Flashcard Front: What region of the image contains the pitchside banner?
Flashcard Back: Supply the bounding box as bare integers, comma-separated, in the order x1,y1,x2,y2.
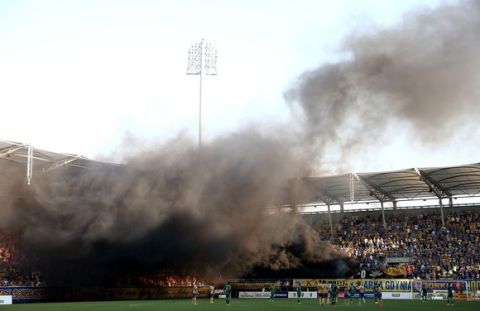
287,291,317,299
295,279,412,292
382,292,413,300
239,291,316,299
0,287,55,303
0,286,210,302
412,280,467,293
412,279,469,300
470,280,480,294
231,281,282,290
0,295,13,305
238,292,271,299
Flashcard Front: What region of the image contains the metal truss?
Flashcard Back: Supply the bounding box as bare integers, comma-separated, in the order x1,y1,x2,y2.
414,168,452,198
42,155,82,173
352,173,396,202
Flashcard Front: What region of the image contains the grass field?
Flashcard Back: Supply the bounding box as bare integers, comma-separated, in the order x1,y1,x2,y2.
0,299,479,311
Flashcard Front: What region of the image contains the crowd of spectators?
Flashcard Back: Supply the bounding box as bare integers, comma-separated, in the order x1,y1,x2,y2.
120,270,204,288
0,231,43,287
2,226,204,288
317,208,480,280
137,271,203,287
2,208,480,287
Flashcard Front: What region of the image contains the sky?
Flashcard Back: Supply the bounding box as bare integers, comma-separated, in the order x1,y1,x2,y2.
0,0,471,173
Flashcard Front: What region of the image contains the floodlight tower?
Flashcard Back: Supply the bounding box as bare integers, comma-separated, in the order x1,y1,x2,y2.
187,39,217,147
27,143,33,185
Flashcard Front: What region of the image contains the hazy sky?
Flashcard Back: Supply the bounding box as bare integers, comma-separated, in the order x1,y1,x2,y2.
1,0,470,172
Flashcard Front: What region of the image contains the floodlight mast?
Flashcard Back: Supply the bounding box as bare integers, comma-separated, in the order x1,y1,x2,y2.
187,39,217,147
27,143,33,185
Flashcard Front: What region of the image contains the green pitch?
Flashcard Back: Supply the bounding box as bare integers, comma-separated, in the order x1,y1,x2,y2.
0,299,479,311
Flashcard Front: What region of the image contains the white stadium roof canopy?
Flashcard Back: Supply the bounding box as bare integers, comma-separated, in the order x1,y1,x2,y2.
2,140,480,211
298,165,480,205
0,140,120,174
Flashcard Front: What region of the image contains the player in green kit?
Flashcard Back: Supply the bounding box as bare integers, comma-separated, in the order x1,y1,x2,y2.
447,283,454,306
224,282,232,305
421,284,428,302
348,283,356,305
295,282,302,304
269,284,276,302
330,281,338,307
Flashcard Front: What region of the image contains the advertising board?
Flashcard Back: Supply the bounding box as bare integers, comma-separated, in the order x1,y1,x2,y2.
0,295,12,305
287,291,317,299
382,292,413,300
238,292,270,299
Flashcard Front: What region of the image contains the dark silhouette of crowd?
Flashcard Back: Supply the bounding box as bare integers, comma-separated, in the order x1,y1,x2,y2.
121,270,204,287
316,208,480,280
0,231,43,287
1,208,479,287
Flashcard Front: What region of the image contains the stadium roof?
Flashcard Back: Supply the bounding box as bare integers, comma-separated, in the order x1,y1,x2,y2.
0,140,119,173
2,140,480,206
296,164,480,206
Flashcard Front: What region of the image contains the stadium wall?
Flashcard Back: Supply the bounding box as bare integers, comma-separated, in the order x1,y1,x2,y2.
1,280,479,302
1,283,363,303
295,278,412,292
0,286,210,303
233,279,478,301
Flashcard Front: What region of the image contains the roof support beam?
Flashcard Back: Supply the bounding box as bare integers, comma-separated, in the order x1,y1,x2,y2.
414,168,452,198
299,178,342,206
312,191,339,206
42,156,80,173
327,204,334,238
352,173,396,202
0,144,24,158
381,201,387,228
319,189,343,205
439,198,445,226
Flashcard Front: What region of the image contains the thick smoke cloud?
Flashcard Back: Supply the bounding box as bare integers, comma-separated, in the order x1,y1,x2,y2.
2,0,478,286
2,132,337,285
286,0,480,163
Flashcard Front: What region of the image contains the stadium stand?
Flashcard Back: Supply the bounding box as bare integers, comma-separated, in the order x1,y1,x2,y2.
1,139,480,294
313,208,480,280
0,140,119,288
0,231,43,287
138,273,203,287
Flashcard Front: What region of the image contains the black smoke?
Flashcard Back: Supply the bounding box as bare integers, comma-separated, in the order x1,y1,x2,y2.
286,0,480,167
2,0,478,286
2,132,339,286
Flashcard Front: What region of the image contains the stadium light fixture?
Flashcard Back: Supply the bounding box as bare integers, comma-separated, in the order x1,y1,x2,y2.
187,39,217,147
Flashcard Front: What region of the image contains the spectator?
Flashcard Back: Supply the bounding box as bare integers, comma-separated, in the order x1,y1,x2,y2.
315,209,480,280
